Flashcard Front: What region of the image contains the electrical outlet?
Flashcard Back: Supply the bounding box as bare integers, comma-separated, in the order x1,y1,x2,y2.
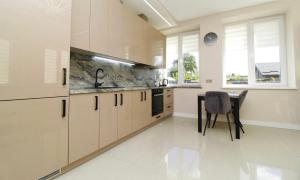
206,79,213,83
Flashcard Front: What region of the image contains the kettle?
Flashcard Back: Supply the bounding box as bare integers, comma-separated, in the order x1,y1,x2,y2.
160,79,168,87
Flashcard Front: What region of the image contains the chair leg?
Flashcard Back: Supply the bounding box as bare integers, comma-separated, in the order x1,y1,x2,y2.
203,112,211,136
212,113,218,128
239,122,245,134
226,113,233,141
207,113,211,128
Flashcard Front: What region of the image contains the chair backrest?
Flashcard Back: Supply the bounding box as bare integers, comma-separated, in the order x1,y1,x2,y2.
205,91,232,114
239,90,248,108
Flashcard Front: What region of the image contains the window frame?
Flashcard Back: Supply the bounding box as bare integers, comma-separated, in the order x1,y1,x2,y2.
222,15,288,89
166,30,201,85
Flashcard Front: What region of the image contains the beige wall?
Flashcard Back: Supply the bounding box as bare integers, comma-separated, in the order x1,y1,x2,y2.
168,0,300,128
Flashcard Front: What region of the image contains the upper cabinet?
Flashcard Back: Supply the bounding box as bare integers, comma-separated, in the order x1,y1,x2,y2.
0,0,71,100
70,0,165,67
71,0,90,51
90,0,109,55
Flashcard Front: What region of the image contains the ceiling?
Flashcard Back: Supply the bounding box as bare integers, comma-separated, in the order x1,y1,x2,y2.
122,0,276,30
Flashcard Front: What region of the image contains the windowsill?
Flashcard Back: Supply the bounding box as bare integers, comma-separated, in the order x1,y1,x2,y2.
169,84,202,89
222,86,298,90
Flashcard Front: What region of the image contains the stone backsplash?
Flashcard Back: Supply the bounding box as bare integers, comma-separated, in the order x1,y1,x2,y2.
70,52,163,90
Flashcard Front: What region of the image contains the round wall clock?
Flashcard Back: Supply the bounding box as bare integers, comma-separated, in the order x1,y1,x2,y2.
204,32,218,45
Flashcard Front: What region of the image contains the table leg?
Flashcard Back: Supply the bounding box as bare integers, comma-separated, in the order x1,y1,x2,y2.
198,97,202,133
233,99,240,139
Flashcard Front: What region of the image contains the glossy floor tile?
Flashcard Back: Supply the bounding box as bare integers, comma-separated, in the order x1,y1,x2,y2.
56,117,300,180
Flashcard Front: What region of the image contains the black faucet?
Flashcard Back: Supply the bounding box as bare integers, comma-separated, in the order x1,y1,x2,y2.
95,68,104,88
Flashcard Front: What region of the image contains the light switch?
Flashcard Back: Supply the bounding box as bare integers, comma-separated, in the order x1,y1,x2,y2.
206,79,213,83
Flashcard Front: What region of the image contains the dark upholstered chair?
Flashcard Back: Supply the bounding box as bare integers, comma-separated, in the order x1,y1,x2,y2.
212,90,248,133
203,91,233,141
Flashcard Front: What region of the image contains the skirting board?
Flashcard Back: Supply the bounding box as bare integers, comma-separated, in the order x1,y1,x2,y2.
173,112,300,131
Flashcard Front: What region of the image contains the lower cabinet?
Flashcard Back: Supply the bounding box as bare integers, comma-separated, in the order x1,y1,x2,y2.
132,90,151,131
0,97,68,180
117,92,133,139
99,93,118,148
69,94,100,163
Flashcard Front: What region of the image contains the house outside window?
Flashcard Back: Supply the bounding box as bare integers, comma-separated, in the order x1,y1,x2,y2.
166,31,200,85
223,15,288,88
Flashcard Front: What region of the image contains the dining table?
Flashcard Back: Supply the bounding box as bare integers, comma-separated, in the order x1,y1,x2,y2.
197,92,243,139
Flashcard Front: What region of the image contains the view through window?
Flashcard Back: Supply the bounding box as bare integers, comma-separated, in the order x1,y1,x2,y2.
224,15,287,87
166,32,200,85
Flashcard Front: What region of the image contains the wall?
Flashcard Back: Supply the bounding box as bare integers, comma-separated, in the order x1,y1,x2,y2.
165,0,300,129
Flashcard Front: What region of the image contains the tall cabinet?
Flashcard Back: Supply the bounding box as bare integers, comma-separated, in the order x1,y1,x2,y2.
0,0,71,100
0,0,71,179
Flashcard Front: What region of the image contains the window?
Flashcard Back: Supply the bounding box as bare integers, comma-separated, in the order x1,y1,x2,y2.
166,31,200,85
224,15,287,88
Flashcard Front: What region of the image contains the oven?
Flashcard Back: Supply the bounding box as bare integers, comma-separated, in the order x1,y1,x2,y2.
152,88,164,116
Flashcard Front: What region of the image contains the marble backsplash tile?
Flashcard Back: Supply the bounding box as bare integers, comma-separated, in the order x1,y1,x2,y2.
70,52,162,90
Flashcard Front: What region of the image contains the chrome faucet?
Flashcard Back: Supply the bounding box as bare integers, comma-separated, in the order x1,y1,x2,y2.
95,68,104,88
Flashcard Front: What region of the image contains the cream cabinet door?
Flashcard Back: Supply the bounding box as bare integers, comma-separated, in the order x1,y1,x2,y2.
143,90,152,126
123,7,137,61
71,0,90,50
0,0,71,100
131,91,145,131
90,0,109,55
108,0,125,59
150,31,166,68
99,93,118,148
69,94,100,163
118,92,132,139
0,97,68,180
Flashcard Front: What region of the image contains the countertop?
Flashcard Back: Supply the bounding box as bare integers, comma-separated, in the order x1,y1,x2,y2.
70,85,202,95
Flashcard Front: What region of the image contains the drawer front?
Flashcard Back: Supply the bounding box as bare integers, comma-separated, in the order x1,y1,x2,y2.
164,93,173,104
164,103,173,114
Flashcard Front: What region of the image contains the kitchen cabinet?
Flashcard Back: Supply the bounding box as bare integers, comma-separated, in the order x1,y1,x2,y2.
132,90,152,131
99,93,119,148
108,0,125,59
123,7,137,61
90,0,109,54
0,97,68,180
150,31,166,68
69,94,100,163
117,92,133,139
0,0,71,101
164,89,174,116
99,92,133,147
71,0,90,51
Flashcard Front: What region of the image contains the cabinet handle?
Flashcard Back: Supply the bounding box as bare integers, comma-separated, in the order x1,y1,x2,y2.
156,115,161,119
120,93,123,106
144,91,146,101
95,96,98,110
62,68,67,86
115,94,118,106
62,100,66,118
167,95,171,98
141,92,143,102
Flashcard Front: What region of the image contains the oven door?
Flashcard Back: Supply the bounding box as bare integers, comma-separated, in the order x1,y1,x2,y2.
152,94,164,116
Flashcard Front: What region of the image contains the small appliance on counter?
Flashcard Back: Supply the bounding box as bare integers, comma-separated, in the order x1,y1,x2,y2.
159,79,168,87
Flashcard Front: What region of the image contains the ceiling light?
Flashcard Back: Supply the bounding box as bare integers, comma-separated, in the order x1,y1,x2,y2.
143,0,173,27
92,56,135,66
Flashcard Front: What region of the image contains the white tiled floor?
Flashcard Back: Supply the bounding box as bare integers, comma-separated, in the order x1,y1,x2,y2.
56,117,300,180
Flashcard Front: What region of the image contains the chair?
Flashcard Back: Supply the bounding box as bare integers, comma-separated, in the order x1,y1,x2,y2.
212,90,248,133
203,91,233,141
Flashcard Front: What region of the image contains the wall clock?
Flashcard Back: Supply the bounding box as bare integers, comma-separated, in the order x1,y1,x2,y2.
204,32,218,45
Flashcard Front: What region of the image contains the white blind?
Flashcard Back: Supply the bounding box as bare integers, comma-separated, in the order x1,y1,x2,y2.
224,23,248,76
253,19,281,63
182,34,199,54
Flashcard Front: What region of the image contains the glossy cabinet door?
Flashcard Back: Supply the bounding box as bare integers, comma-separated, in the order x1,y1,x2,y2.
108,0,125,59
0,0,71,101
123,7,137,61
0,97,68,180
90,0,109,55
132,90,152,131
117,92,133,139
69,94,100,163
71,0,90,50
150,31,166,68
99,93,118,148
143,90,152,126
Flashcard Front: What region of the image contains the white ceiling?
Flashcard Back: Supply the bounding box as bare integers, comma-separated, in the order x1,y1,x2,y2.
122,0,276,29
